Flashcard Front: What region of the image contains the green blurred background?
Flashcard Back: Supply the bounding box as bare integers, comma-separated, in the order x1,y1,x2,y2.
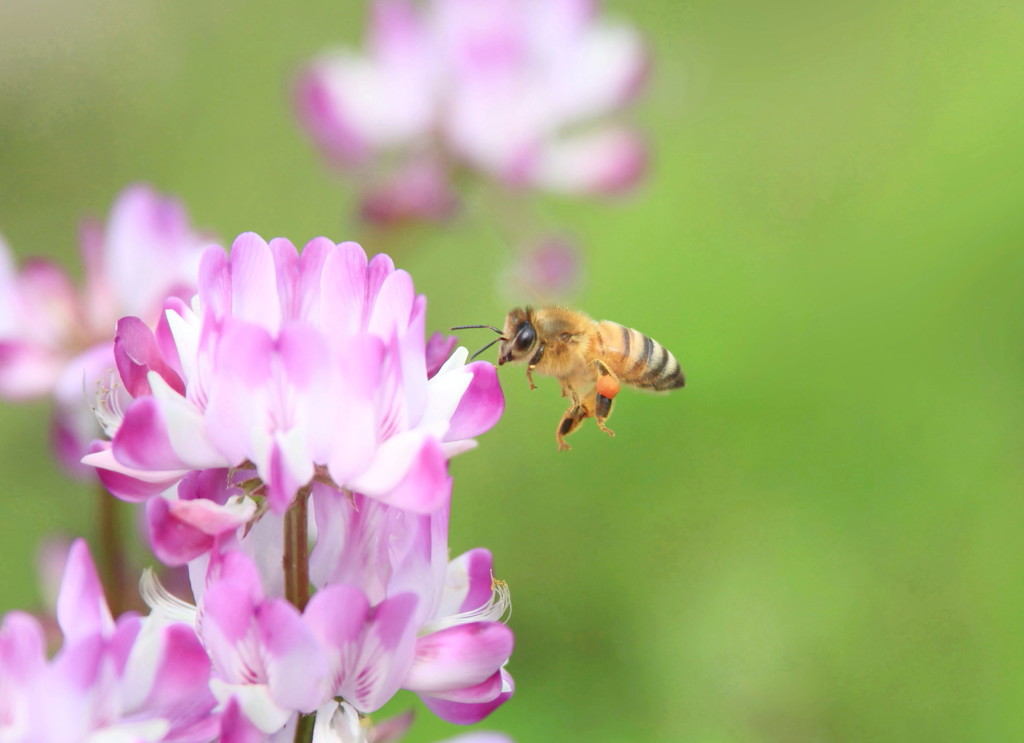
2,1,1022,741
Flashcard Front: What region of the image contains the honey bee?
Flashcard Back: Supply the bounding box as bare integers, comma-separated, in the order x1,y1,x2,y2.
455,307,685,450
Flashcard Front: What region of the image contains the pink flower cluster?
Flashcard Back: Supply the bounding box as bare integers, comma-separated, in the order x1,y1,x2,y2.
0,185,209,476
186,490,514,739
296,0,648,222
0,540,218,742
84,233,502,516
1,527,513,742
8,231,514,740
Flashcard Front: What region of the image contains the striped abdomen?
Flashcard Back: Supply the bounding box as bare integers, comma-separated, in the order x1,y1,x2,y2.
597,321,685,391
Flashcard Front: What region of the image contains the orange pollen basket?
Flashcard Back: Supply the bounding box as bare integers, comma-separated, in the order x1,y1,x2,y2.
596,375,620,399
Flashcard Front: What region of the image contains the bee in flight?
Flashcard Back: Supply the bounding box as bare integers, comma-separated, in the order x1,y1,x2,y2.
455,307,685,450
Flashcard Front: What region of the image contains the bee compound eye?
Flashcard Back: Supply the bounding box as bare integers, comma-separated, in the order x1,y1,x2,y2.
514,323,536,352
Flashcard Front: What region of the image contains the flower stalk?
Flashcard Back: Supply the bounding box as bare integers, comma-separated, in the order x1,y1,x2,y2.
287,487,314,742
96,482,127,615
284,485,311,612
294,712,315,743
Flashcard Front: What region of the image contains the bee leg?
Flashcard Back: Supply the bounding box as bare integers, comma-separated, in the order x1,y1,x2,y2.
526,344,546,390
555,404,589,451
595,393,616,438
558,381,581,404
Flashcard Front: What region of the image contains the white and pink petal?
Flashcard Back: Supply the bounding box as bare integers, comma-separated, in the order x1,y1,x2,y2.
439,358,504,442
349,430,451,513
419,668,515,725
56,539,115,643
404,622,514,693
257,600,332,712
530,126,646,195
435,548,496,619
334,591,420,713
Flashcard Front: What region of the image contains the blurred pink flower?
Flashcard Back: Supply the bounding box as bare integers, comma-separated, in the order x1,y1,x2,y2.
0,539,218,742
501,235,584,304
83,234,504,515
359,156,460,224
0,185,209,475
296,0,647,222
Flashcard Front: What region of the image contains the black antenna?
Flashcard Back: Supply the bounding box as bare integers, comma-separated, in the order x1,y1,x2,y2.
469,337,504,360
451,324,506,360
451,324,503,334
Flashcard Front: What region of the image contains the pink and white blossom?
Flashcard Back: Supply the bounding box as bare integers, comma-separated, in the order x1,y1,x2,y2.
7,221,517,739
0,539,218,742
0,185,209,474
189,550,418,732
147,530,513,737
146,484,516,734
83,233,504,516
296,0,648,222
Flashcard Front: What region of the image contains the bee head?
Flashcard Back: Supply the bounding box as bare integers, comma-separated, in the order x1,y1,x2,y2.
451,307,539,365
497,307,538,365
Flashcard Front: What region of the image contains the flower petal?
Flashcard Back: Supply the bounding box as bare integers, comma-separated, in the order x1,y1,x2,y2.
302,583,370,652
336,592,419,713
319,241,370,337
350,432,451,513
171,494,256,536
531,126,646,195
419,669,515,725
294,1,434,166
311,701,369,743
124,622,217,739
359,158,459,225
114,316,184,398
321,334,383,484
257,600,331,712
0,611,46,682
443,359,504,442
147,496,214,566
416,668,503,703
218,696,270,743
210,680,293,735
148,493,255,566
101,184,206,321
404,622,513,693
547,16,647,121
435,734,514,743
148,371,227,468
228,233,282,332
84,443,187,502
0,341,65,399
56,539,114,643
111,395,192,472
435,548,495,618
425,332,458,379
367,269,415,339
